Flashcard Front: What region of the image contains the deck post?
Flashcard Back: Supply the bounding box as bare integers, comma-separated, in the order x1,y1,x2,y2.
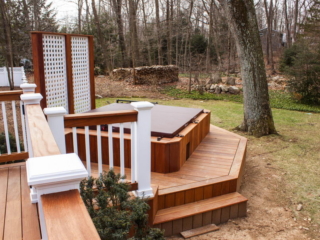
44,107,67,154
20,93,43,158
131,101,154,198
27,153,88,240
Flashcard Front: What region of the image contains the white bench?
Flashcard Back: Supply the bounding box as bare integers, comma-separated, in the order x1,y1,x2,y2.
0,66,25,87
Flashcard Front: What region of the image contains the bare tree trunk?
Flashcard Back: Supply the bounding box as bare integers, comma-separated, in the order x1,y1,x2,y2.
85,0,90,31
155,0,163,65
221,0,276,137
292,0,299,43
264,0,274,72
92,0,110,72
284,0,291,47
0,0,14,89
111,0,127,67
166,0,173,65
78,0,83,33
128,0,139,83
184,0,194,72
141,0,152,66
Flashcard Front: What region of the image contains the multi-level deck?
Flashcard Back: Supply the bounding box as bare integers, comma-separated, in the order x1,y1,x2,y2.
0,89,246,238
89,124,247,237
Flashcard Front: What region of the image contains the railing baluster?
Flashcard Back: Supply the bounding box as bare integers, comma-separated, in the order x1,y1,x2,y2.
119,123,125,178
12,101,21,153
85,126,91,176
108,124,114,169
72,127,78,154
20,101,27,152
97,125,102,175
130,122,136,183
1,102,11,154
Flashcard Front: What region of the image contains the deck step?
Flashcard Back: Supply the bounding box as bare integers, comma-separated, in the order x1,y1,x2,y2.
180,224,219,238
153,192,247,225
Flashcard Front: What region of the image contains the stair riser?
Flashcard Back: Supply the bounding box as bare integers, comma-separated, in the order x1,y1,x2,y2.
158,179,238,210
154,201,247,237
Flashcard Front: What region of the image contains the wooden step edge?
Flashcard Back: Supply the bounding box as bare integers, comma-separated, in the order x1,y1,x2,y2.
181,224,220,239
153,193,248,225
158,175,237,196
156,192,246,217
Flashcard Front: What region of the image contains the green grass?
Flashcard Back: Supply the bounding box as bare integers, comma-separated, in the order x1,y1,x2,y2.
96,97,320,237
163,87,320,113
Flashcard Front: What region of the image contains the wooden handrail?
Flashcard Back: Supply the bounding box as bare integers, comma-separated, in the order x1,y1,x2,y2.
64,110,138,127
0,90,23,101
26,104,60,157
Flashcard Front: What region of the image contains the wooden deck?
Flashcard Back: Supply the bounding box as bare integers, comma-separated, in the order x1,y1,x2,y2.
0,124,246,239
0,162,41,240
90,124,246,191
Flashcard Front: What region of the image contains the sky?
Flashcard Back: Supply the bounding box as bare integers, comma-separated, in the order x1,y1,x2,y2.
50,0,77,21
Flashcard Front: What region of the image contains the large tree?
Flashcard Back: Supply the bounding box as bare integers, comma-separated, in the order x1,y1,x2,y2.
220,0,276,137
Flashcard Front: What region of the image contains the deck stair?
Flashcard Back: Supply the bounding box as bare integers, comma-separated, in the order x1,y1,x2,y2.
150,125,248,237
153,192,247,236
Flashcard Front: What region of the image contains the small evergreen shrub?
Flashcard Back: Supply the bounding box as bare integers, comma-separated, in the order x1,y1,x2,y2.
280,41,320,105
80,170,165,240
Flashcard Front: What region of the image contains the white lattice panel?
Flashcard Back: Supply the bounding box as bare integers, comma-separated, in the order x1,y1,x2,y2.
71,36,91,113
42,34,69,112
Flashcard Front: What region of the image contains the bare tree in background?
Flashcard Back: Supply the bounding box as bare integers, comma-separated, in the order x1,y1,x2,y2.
220,0,276,137
0,0,14,89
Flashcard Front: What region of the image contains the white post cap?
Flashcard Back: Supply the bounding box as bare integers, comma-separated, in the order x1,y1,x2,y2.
20,93,43,105
44,107,67,116
131,101,154,110
20,83,37,93
27,153,87,186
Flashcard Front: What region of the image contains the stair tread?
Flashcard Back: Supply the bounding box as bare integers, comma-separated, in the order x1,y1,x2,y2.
153,192,247,225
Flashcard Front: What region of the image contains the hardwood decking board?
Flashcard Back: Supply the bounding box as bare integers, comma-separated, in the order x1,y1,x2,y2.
0,168,8,240
185,160,232,169
182,163,230,174
164,173,208,182
41,190,100,240
4,167,21,240
158,176,235,195
21,166,41,240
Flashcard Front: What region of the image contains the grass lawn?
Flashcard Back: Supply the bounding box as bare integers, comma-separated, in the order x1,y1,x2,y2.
97,97,320,237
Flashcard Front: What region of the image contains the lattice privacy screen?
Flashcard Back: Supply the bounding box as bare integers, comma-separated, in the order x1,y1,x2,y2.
33,32,94,113
42,34,69,112
71,36,91,113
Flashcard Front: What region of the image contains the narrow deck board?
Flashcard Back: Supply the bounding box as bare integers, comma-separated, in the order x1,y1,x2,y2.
0,164,41,240
4,167,22,240
42,190,100,240
0,168,8,239
21,166,41,240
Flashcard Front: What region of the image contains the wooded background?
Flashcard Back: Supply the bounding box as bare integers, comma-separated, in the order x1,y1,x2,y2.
0,0,319,76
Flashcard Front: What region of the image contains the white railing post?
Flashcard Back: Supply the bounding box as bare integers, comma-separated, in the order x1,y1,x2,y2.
20,82,37,94
26,153,88,240
131,102,154,198
44,107,67,154
20,93,43,158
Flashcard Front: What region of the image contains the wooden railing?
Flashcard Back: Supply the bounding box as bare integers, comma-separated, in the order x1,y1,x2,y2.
20,85,100,240
0,90,28,163
45,101,155,198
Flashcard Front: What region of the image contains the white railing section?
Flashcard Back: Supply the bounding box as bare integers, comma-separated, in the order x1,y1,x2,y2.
46,102,154,198
0,86,31,159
